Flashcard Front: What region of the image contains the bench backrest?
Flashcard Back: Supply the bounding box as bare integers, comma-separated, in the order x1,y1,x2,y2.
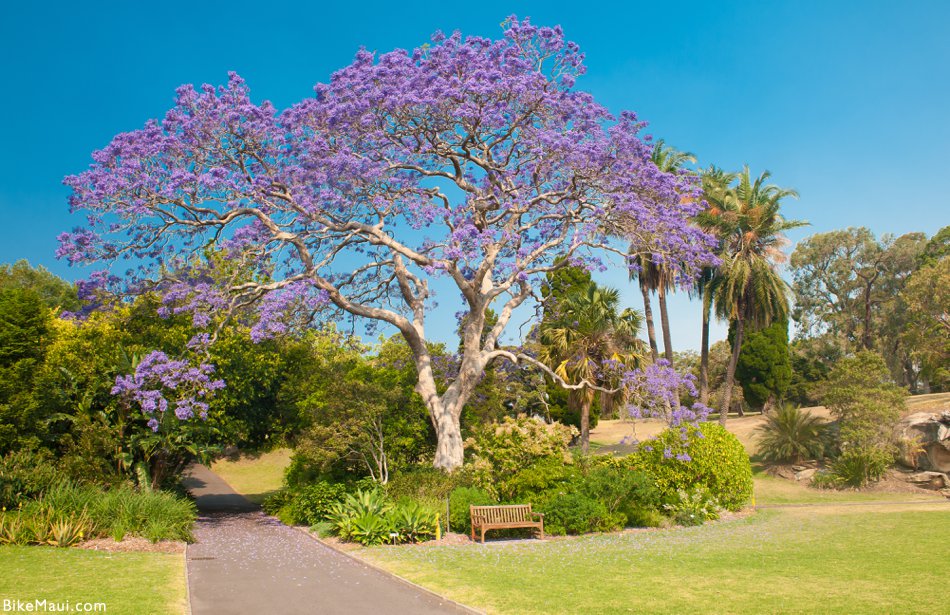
471,504,533,524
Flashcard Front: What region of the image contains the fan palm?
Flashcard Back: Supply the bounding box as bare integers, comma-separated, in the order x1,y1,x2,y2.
706,167,807,423
538,282,645,452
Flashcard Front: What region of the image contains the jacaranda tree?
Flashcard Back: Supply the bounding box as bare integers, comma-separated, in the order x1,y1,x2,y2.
59,18,715,470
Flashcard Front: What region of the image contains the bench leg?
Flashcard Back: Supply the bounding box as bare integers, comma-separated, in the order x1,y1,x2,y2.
539,526,544,540
471,525,475,542
481,527,486,544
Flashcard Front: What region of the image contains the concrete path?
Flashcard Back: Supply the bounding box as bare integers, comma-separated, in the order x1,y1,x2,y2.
182,464,471,615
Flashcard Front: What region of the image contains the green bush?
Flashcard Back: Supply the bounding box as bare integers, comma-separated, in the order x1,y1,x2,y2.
633,422,753,511
385,465,462,508
624,507,667,528
464,416,575,499
577,464,660,521
662,487,720,526
288,481,347,526
755,404,832,463
322,488,438,545
500,458,577,502
829,448,892,488
539,492,624,535
448,486,495,535
0,450,63,508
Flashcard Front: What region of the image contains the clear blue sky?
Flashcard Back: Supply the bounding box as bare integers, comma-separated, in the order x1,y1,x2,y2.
1,0,947,350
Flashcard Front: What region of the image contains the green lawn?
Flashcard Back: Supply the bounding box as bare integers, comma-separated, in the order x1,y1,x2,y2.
0,546,186,615
211,448,291,504
362,504,950,614
752,472,945,506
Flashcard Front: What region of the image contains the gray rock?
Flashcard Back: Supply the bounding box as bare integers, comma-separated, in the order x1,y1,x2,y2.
906,471,949,490
794,468,817,481
898,412,950,472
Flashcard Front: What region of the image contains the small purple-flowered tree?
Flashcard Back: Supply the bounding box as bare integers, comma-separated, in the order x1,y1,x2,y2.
60,18,715,470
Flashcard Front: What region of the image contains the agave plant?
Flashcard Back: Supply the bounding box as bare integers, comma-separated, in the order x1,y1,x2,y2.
388,502,437,544
349,513,394,546
48,513,90,548
755,404,831,464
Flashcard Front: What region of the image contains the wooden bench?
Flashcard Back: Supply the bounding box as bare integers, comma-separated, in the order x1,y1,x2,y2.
470,504,544,543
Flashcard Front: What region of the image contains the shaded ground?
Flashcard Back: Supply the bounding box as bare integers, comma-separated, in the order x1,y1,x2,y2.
182,464,471,615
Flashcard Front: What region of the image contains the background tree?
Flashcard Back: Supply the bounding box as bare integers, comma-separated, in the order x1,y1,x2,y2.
790,227,927,388
59,20,714,470
695,166,738,404
901,256,950,391
734,318,792,411
538,282,644,452
707,167,805,423
0,260,79,313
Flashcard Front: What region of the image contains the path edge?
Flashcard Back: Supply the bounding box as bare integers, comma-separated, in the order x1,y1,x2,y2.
293,526,485,615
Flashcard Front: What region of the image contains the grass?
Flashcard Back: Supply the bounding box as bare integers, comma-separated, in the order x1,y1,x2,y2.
362,505,950,614
211,448,291,504
0,546,186,614
752,472,944,506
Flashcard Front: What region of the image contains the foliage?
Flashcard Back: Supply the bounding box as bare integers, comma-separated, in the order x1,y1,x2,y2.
662,487,720,526
284,481,347,526
324,487,437,545
293,335,436,483
464,416,575,499
0,260,79,313
0,450,63,508
901,256,950,390
538,492,624,535
576,464,660,521
828,449,892,488
538,281,644,452
790,228,928,388
60,19,715,470
385,465,463,512
786,336,843,406
498,458,577,503
822,351,904,478
448,487,495,535
755,404,832,463
5,482,196,544
633,422,753,511
735,318,792,410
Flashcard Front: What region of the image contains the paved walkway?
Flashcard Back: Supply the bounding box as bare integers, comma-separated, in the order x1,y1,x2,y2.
182,464,471,615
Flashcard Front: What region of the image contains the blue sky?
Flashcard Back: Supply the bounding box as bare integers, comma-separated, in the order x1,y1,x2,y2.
1,1,947,350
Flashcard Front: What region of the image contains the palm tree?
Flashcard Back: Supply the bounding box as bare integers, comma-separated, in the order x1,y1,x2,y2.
629,140,696,364
538,282,645,452
707,167,807,424
694,166,738,404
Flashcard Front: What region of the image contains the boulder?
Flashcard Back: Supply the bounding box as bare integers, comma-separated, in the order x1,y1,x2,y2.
794,468,817,481
898,412,950,472
906,471,949,490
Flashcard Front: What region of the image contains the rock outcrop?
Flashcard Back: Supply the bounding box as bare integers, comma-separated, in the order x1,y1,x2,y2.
898,411,950,472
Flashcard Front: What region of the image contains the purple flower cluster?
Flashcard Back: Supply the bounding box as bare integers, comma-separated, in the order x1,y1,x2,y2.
111,350,225,431
623,360,712,430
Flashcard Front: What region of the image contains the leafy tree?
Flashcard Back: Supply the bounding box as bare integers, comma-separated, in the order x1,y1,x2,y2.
538,282,644,452
0,287,53,452
901,256,950,390
0,260,79,312
59,19,714,470
822,351,905,474
786,336,843,406
735,318,792,411
706,167,806,423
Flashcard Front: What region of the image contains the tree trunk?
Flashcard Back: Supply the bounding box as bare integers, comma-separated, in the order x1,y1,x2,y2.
720,317,744,425
579,393,592,454
658,285,674,364
862,283,873,350
432,408,464,471
699,300,711,405
640,278,659,362
640,279,659,363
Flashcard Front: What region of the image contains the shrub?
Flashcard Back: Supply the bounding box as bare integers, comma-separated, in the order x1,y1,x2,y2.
539,492,624,535
385,465,462,509
577,464,660,521
756,404,832,463
0,450,63,508
288,481,347,526
624,507,668,528
388,500,438,543
448,486,495,535
663,487,720,527
829,448,892,488
633,422,753,511
464,416,575,499
499,458,577,502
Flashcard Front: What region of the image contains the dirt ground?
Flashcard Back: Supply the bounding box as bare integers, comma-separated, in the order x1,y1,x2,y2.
590,392,950,453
